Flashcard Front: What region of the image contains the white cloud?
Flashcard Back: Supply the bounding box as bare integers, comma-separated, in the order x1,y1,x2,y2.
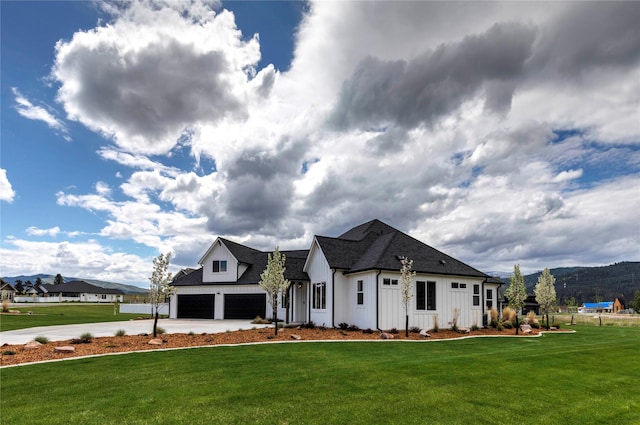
11,87,70,140
0,169,16,203
26,226,61,237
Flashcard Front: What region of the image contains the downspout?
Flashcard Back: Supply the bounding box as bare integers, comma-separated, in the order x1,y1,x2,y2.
331,269,336,328
481,280,486,327
376,270,382,331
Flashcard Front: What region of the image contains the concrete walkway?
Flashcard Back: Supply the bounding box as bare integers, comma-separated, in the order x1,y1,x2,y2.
0,319,271,345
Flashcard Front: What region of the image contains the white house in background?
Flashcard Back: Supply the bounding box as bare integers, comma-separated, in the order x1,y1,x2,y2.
14,280,124,303
170,219,502,329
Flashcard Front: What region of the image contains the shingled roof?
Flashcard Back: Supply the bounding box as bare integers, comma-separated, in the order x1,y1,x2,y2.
315,219,488,278
173,249,310,286
42,281,123,295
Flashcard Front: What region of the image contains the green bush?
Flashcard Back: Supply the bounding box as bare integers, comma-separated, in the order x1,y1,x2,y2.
347,324,360,332
409,326,421,333
389,328,399,334
338,322,349,330
502,320,513,329
2,350,16,355
471,324,480,331
156,327,166,335
80,332,93,340
34,336,49,344
115,329,126,337
251,316,271,324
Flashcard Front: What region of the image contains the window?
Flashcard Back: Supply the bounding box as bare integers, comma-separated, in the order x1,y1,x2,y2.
391,279,398,285
451,282,459,289
416,281,436,311
473,284,480,306
451,282,467,289
357,280,364,305
383,278,398,286
486,289,493,309
313,282,326,309
460,283,467,289
212,260,227,273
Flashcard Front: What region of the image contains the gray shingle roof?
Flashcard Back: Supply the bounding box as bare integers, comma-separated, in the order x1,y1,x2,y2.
42,281,124,295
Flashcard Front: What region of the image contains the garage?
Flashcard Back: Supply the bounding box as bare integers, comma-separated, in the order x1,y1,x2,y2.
177,294,215,319
224,293,266,319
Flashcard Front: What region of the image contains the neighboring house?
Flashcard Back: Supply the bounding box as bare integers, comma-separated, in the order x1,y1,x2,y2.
578,301,614,314
1,280,16,301
613,297,625,313
14,281,123,303
170,219,501,329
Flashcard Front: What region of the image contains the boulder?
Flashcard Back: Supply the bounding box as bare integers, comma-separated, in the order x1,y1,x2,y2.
148,338,163,345
419,329,431,338
24,341,43,350
520,324,532,334
290,334,302,340
54,346,75,353
380,332,394,340
458,327,471,334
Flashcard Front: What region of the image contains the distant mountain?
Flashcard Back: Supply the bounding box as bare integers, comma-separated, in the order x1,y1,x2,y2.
1,275,148,294
500,262,640,305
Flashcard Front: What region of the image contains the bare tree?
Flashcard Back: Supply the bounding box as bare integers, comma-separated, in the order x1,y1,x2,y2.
399,257,416,337
149,253,174,338
258,247,290,335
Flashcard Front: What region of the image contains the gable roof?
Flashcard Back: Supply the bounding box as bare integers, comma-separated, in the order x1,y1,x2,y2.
315,219,488,278
173,248,310,286
42,281,123,295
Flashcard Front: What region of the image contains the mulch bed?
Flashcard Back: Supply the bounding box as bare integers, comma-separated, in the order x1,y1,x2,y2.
1,326,564,367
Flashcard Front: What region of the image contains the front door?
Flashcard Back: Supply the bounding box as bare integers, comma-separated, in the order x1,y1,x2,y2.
293,283,307,323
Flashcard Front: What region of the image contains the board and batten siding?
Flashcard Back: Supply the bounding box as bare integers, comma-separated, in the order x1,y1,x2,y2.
201,241,239,283
377,274,485,330
304,242,333,327
334,272,378,329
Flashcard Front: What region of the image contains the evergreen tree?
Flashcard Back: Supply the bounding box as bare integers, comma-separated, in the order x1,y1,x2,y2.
54,274,64,285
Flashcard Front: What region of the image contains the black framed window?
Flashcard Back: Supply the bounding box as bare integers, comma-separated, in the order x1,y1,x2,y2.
357,280,364,305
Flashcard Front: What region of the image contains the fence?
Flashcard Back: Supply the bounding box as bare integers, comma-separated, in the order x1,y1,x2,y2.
119,303,169,315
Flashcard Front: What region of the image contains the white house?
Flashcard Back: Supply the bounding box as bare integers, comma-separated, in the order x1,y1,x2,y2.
14,280,124,303
170,219,502,329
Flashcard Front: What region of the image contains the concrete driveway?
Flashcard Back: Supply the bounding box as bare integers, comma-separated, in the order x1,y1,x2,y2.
0,319,271,345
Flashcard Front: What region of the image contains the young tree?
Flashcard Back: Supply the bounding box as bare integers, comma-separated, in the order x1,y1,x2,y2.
399,257,416,337
149,252,174,338
54,274,64,285
505,264,527,335
534,268,557,330
259,247,290,335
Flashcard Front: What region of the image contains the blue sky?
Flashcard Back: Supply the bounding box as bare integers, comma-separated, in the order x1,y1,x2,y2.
1,1,639,288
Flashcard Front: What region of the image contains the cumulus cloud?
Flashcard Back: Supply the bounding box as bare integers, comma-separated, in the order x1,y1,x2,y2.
12,87,70,140
26,226,61,237
0,169,16,203
52,0,265,154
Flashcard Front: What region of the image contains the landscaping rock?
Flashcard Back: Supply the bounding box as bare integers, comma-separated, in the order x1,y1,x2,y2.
380,332,394,339
458,327,471,334
148,338,163,345
290,334,302,340
54,346,75,353
419,329,431,338
520,324,532,334
24,341,43,350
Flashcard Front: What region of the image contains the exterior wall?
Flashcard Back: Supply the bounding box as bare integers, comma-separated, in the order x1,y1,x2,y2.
378,273,485,330
201,240,239,283
170,284,283,320
336,272,378,329
2,289,15,301
304,242,334,327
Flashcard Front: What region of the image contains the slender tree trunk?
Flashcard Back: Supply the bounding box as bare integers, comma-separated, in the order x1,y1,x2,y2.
546,312,550,330
405,315,409,337
274,305,278,335
515,314,519,335
153,310,159,338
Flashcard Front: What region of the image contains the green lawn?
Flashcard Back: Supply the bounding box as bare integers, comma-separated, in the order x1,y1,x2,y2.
0,304,146,331
1,326,638,424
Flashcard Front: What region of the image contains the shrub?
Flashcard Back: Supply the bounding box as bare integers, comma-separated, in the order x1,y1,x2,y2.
347,324,360,332
338,322,349,330
303,321,316,329
409,326,421,334
71,333,93,344
2,350,16,355
432,314,440,333
530,322,540,329
471,324,480,331
104,344,117,348
526,311,537,324
389,328,399,334
502,307,516,322
2,300,9,313
34,336,49,344
362,328,373,334
251,316,271,324
451,308,460,332
502,320,513,329
490,308,499,325
156,327,166,335
497,323,504,331
115,329,126,337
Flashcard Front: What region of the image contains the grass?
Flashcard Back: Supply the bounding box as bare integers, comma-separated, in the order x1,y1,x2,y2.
1,326,639,424
0,304,145,332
